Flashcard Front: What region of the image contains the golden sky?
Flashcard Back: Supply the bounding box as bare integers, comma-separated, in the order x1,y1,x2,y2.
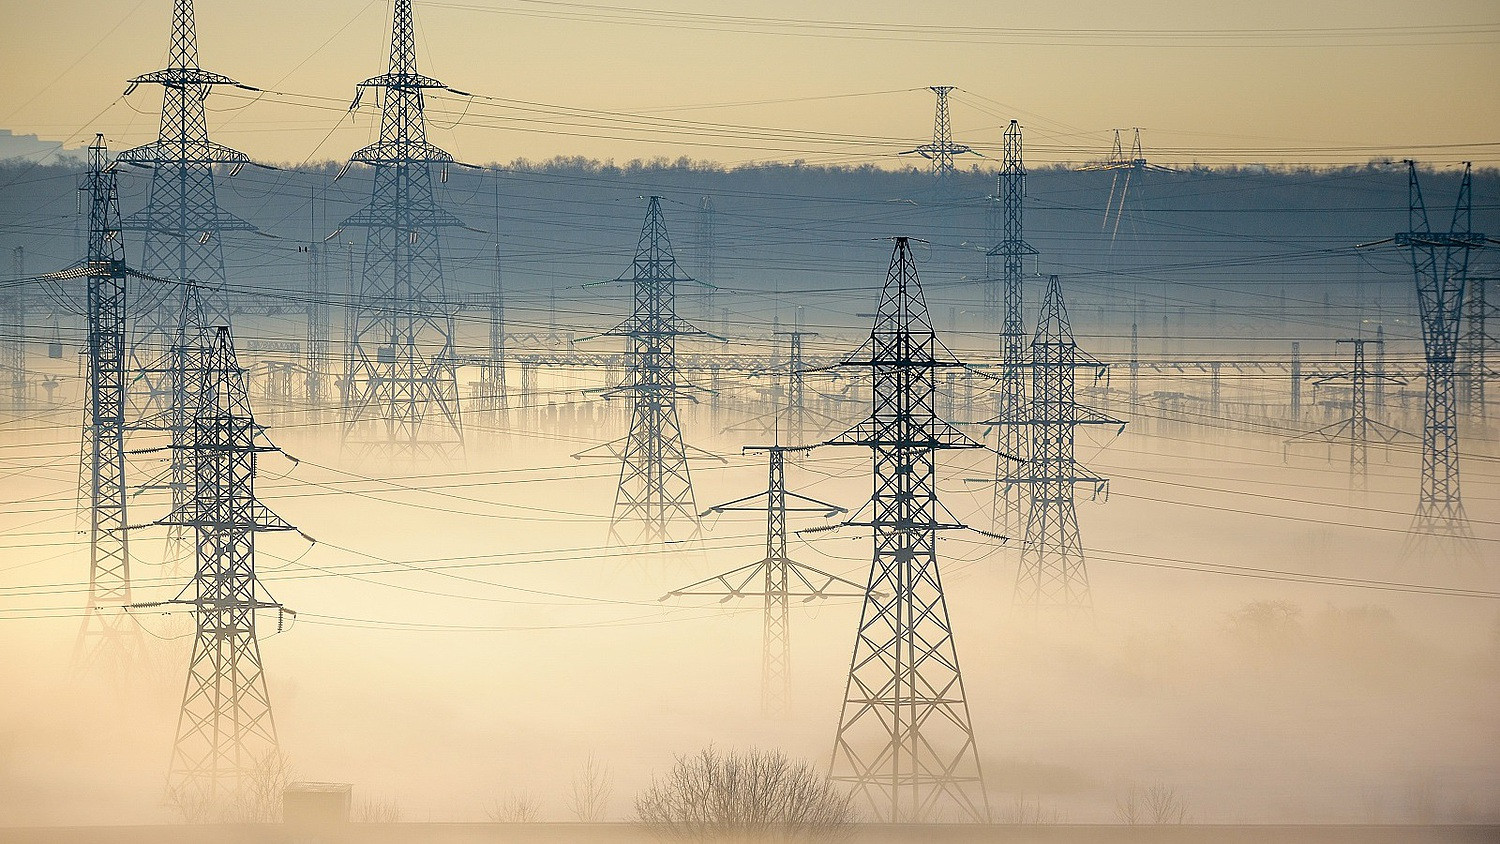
1,0,1497,168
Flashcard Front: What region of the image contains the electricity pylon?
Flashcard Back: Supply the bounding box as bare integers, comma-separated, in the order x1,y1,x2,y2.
1007,276,1123,613
1374,161,1493,551
1078,128,1173,244
4,247,25,411
696,196,717,321
824,238,989,823
44,137,148,670
1459,275,1495,425
664,445,859,716
901,86,974,178
597,197,705,545
304,190,330,422
339,0,465,462
117,0,256,563
1285,339,1411,493
151,326,296,811
989,120,1036,539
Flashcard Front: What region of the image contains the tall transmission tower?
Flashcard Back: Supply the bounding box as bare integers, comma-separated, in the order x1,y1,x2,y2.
1285,339,1410,493
824,238,989,822
152,326,296,810
696,196,717,321
1008,276,1123,613
598,197,705,545
988,120,1036,539
901,86,974,178
304,188,330,422
1377,162,1493,548
117,0,255,561
5,246,25,411
45,137,144,669
339,0,466,462
664,445,859,716
1459,275,1495,425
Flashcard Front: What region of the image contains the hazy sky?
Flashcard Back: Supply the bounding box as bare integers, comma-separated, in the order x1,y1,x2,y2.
1,1,1497,168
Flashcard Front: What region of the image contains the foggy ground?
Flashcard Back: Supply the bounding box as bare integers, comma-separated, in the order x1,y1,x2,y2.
2,382,1496,829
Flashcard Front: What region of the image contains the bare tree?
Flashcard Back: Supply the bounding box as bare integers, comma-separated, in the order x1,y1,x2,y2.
232,749,295,823
356,796,403,823
634,746,856,842
1116,782,1186,825
488,791,542,823
999,794,1059,824
567,753,613,822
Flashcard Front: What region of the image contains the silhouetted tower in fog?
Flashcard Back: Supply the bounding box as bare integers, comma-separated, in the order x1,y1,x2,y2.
340,0,465,461
1459,275,1495,425
1286,339,1409,493
825,238,988,822
902,87,974,178
665,445,858,716
1378,162,1491,549
155,327,295,809
602,197,704,545
989,120,1036,538
696,196,717,321
1007,276,1123,613
5,247,25,411
46,137,143,669
117,0,256,556
303,190,330,419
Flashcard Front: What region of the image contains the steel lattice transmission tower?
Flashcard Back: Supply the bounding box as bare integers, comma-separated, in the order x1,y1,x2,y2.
902,86,974,178
1008,276,1123,613
824,238,989,822
45,137,145,669
665,445,859,716
1381,162,1493,548
152,326,295,809
340,0,466,462
4,247,25,412
593,197,707,545
989,120,1036,539
1285,339,1410,493
117,0,256,561
1459,275,1495,425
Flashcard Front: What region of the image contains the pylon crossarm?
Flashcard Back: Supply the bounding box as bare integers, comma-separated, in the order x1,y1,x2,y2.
784,560,870,598
782,491,847,515
662,558,771,600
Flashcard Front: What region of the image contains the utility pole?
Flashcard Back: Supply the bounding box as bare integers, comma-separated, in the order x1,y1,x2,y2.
901,86,974,178
340,0,465,462
825,238,989,822
1007,276,1123,613
5,246,24,411
988,120,1036,538
1377,161,1492,548
1291,342,1302,421
1285,339,1410,493
47,137,142,670
664,445,858,716
595,197,705,545
117,0,255,558
153,326,296,812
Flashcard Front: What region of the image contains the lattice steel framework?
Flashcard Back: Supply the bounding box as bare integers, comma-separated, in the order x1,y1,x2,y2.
665,445,857,716
901,86,973,177
989,120,1036,539
340,0,465,462
1286,339,1410,493
825,238,988,823
1008,276,1122,612
602,197,703,545
117,0,255,560
1459,276,1495,425
49,138,140,669
696,196,717,321
304,191,330,421
1391,162,1490,544
155,326,295,809
4,247,24,411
